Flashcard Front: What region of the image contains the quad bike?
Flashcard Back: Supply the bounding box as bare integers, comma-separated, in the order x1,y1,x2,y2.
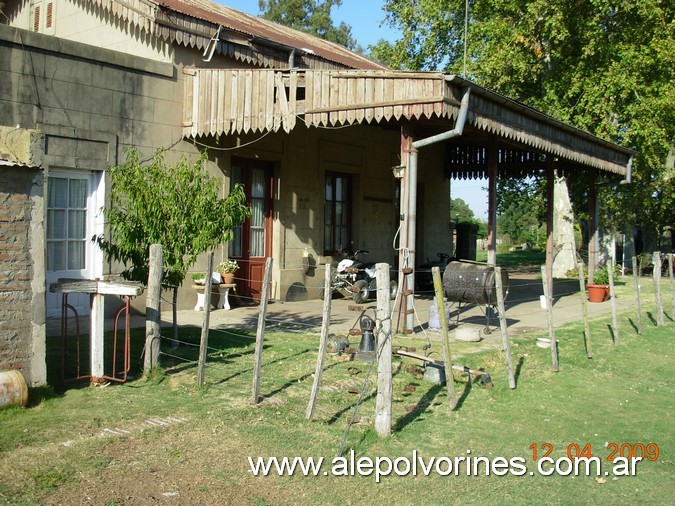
319,249,398,303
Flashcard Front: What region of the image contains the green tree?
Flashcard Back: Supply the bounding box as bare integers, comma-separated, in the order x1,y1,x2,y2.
259,0,360,50
496,177,545,247
377,0,674,251
450,197,488,239
96,148,251,339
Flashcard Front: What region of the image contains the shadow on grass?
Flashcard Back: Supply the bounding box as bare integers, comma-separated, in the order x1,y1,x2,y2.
393,384,444,432
628,318,641,334
607,324,616,344
213,348,312,386
515,356,525,386
263,361,340,399
453,377,473,410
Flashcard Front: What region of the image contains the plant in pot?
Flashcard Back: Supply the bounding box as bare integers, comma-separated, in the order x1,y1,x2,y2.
587,266,610,303
191,273,206,286
217,259,239,284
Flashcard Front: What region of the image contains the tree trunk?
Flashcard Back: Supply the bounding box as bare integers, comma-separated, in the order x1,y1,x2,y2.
172,287,178,348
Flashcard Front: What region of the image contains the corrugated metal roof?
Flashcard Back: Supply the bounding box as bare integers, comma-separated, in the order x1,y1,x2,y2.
154,0,388,70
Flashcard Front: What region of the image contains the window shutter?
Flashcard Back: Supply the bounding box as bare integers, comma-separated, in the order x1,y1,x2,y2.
33,6,41,32
46,2,53,29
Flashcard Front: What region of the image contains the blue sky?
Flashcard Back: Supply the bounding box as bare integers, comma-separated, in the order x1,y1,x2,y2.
219,0,398,48
217,1,489,219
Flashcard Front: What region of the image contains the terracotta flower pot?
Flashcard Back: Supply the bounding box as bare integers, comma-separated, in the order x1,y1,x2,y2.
587,283,609,303
221,272,235,284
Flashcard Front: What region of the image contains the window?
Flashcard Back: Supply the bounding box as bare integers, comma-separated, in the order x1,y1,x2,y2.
324,172,351,254
47,175,88,271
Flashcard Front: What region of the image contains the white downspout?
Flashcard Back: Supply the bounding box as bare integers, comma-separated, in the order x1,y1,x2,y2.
403,86,471,331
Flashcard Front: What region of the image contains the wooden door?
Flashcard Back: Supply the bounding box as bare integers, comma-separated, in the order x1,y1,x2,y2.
229,159,273,303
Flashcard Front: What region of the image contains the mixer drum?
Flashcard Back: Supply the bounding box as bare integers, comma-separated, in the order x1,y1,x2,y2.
442,261,509,305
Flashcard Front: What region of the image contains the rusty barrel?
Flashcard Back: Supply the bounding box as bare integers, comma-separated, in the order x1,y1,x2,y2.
0,370,28,408
442,261,509,305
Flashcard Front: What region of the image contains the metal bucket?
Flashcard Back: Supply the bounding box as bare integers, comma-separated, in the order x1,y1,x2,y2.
0,370,28,408
442,261,509,305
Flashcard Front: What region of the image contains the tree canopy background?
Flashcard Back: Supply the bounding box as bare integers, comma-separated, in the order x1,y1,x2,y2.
370,0,674,250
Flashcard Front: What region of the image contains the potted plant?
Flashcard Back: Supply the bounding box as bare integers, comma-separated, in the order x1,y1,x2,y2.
191,273,206,286
587,267,610,303
217,259,239,284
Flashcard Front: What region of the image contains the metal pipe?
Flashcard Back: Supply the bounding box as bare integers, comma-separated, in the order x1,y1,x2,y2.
412,87,471,149
402,86,472,332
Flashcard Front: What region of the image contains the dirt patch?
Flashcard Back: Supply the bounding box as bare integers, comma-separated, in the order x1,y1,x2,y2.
38,420,301,506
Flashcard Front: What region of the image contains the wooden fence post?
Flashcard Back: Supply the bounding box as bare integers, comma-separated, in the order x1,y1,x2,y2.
432,266,456,408
306,265,333,420
375,263,393,436
197,252,214,386
144,244,163,374
576,262,593,357
632,256,643,335
541,265,559,372
653,252,664,326
251,257,273,404
668,253,674,317
494,267,515,388
608,260,619,344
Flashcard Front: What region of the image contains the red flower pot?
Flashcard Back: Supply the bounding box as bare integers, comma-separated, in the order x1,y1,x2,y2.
587,283,609,303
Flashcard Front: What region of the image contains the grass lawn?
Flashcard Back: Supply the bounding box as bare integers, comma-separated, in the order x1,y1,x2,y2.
0,285,672,504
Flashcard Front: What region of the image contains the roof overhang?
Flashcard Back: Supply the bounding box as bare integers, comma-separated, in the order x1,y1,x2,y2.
182,69,634,176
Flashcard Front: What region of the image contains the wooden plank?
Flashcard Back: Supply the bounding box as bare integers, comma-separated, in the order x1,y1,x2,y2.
338,76,347,124
288,71,297,130
346,77,356,124
364,77,374,123
608,260,619,344
304,70,314,126
144,244,163,374
273,72,282,132
305,265,333,420
265,70,275,131
432,266,456,408
375,263,393,435
216,70,225,134
251,258,273,404
577,261,593,357
541,265,559,372
197,252,214,387
382,78,394,120
632,256,643,335
243,69,253,133
312,71,322,126
653,251,664,326
374,78,384,122
304,96,444,114
236,69,246,133
229,70,239,133
250,68,260,132
329,72,339,125
275,72,290,132
321,71,330,125
495,267,515,388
